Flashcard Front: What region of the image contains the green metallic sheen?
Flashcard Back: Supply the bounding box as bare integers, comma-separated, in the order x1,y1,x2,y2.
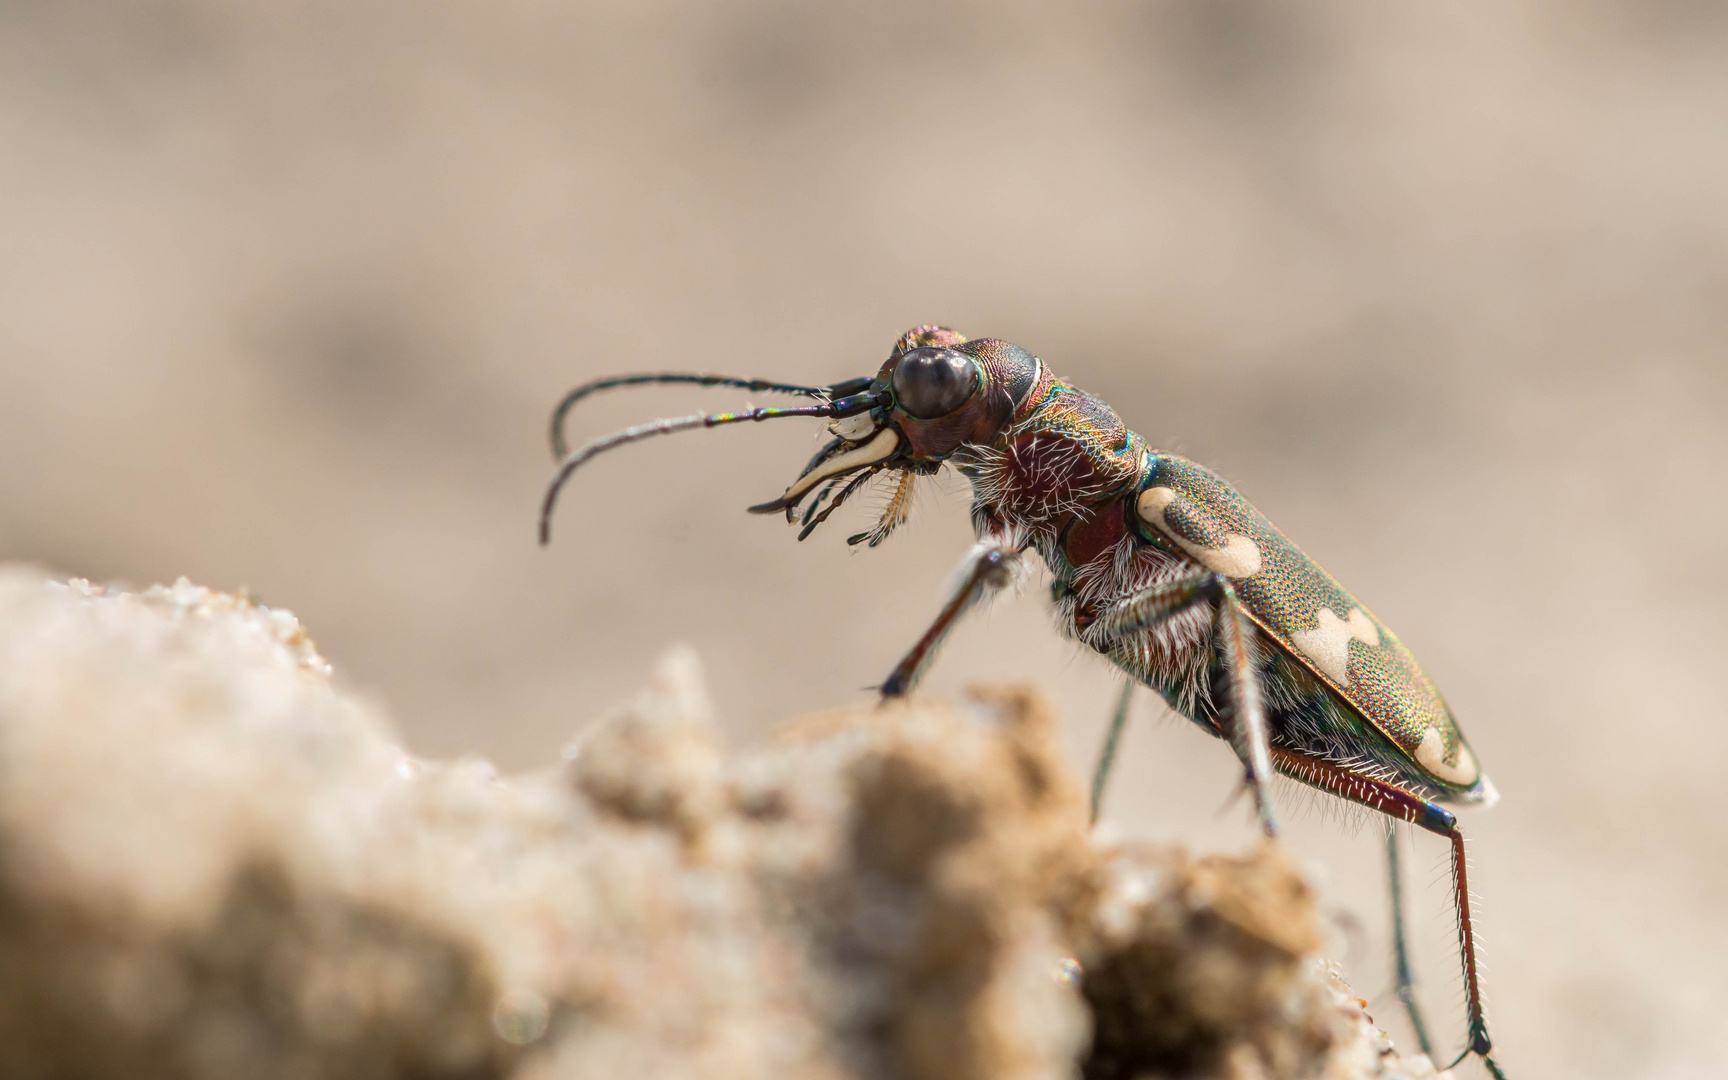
1134,452,1485,797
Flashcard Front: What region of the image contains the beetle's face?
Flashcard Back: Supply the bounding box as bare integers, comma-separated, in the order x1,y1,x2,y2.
871,341,1001,468
758,330,997,517
827,344,987,448
886,346,983,426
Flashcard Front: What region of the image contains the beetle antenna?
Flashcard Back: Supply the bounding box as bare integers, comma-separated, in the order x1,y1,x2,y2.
550,374,837,460
540,392,880,545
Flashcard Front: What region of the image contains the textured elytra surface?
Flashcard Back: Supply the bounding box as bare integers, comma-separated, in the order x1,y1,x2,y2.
0,566,1451,1080
1138,452,1482,793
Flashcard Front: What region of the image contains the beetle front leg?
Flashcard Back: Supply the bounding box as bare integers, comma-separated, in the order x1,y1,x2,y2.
1093,572,1279,838
879,541,1025,698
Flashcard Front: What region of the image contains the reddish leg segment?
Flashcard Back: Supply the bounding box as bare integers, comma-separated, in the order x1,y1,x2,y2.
1269,748,1503,1077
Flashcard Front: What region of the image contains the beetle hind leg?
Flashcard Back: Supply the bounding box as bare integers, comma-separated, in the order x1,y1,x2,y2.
1441,823,1505,1077
1269,749,1507,1077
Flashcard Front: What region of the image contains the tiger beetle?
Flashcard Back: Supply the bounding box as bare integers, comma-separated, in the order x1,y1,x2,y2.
539,326,1508,1078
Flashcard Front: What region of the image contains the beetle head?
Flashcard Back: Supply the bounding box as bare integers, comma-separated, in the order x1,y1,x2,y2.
538,325,1041,548
743,327,1038,540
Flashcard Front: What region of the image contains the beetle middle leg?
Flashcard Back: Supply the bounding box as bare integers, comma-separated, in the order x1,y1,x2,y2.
879,541,1025,698
1387,823,1437,1059
1094,572,1279,838
1089,677,1135,824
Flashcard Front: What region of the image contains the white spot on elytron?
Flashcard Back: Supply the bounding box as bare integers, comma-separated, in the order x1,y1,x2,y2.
1136,487,1262,578
779,425,899,502
1414,725,1480,786
1289,607,1380,685
830,410,876,442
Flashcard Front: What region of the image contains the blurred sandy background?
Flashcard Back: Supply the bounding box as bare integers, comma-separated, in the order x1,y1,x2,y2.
2,2,1724,1076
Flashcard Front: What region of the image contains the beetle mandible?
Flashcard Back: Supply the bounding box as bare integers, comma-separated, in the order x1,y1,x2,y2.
539,325,1507,1078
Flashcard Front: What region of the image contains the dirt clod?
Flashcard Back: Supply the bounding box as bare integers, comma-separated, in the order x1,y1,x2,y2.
0,567,1447,1079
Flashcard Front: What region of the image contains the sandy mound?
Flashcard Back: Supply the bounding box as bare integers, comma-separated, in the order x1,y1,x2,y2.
0,567,1446,1079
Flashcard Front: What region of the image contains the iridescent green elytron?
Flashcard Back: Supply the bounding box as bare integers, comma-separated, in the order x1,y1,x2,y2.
1143,453,1488,797
539,326,1509,1078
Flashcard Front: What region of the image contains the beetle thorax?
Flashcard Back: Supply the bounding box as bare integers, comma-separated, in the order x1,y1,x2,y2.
956,425,1136,534
955,425,1216,713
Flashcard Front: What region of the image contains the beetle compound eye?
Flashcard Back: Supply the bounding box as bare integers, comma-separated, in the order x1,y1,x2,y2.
892,348,979,419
